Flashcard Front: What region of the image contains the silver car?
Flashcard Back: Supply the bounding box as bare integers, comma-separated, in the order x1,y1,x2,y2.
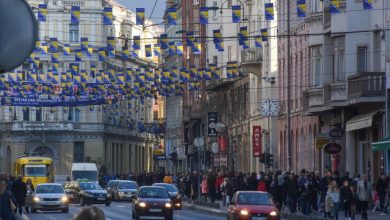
112,180,138,201
32,183,69,213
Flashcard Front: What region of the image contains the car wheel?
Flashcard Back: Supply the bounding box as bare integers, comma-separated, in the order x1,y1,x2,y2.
31,208,37,213
62,208,69,213
80,197,86,206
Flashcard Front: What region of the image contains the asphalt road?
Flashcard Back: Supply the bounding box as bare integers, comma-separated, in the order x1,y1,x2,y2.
25,202,226,220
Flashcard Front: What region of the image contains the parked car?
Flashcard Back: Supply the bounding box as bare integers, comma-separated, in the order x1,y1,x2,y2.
227,191,280,220
105,180,120,198
152,183,182,209
133,186,173,220
32,183,69,213
78,182,111,206
112,180,138,201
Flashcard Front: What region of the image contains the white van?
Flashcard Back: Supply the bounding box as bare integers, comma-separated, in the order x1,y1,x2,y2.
71,163,98,182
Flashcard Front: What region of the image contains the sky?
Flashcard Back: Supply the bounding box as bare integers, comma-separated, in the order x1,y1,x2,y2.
116,0,165,25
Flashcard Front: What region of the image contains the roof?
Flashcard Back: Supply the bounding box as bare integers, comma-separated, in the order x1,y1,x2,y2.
71,163,97,170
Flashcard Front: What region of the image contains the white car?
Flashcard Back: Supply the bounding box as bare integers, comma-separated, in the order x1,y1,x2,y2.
32,183,69,213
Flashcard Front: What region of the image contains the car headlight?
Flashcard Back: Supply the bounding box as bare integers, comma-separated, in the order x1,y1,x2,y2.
175,203,181,207
33,197,40,202
165,203,172,208
61,196,68,203
139,202,146,207
240,210,249,216
270,211,278,216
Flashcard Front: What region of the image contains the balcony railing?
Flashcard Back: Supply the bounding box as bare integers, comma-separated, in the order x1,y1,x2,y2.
241,48,262,64
347,72,385,99
241,48,263,77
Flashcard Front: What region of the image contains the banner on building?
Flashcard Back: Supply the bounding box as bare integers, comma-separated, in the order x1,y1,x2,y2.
265,3,274,20
363,0,373,9
166,7,177,25
153,144,166,160
136,8,145,25
253,126,262,157
217,136,227,153
71,6,80,24
103,7,113,25
232,5,241,23
208,112,218,137
200,7,208,25
38,4,48,22
297,0,307,17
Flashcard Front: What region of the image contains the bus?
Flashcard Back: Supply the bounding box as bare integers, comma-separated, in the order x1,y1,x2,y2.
14,156,54,187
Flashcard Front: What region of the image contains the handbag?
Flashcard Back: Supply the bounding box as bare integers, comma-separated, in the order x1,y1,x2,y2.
10,199,16,211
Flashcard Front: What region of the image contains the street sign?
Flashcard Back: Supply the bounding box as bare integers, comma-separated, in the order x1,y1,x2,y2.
215,122,226,133
323,142,342,154
0,0,38,73
208,112,218,137
253,126,262,157
214,155,220,166
329,128,343,138
220,154,227,166
211,142,219,154
193,137,204,147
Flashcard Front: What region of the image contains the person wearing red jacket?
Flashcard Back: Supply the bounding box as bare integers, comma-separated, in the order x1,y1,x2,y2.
215,172,225,201
257,177,268,192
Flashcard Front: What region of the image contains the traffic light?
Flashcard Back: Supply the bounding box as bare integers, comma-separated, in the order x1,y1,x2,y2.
259,153,265,164
268,154,274,167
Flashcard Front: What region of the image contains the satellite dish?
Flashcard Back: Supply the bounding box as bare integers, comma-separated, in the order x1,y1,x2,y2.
0,0,38,73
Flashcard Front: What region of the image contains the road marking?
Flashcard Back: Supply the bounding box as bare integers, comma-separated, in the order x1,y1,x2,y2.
43,214,57,220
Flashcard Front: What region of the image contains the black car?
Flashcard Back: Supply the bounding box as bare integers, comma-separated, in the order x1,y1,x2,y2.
133,186,173,220
152,183,182,209
78,182,111,206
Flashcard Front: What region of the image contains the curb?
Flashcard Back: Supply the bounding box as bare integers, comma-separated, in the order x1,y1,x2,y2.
281,213,325,220
182,202,226,216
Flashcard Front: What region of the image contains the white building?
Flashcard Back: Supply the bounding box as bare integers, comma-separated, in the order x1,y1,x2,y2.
0,0,163,180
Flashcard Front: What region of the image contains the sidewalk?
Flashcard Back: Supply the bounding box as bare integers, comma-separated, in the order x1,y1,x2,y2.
182,200,390,220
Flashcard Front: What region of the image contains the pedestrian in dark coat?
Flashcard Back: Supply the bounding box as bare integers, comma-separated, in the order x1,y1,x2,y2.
11,176,26,215
1,180,16,220
247,172,258,191
286,174,300,214
207,170,217,203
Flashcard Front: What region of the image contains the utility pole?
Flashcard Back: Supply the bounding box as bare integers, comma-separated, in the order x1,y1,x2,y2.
286,0,292,171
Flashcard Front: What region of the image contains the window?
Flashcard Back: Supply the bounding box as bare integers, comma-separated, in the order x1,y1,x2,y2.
36,107,42,121
213,56,218,65
68,107,73,121
74,108,80,122
310,46,322,86
153,111,158,121
310,0,323,13
69,24,79,42
74,142,84,162
357,46,368,72
213,1,218,19
23,107,30,121
227,0,232,7
228,46,232,62
334,37,345,81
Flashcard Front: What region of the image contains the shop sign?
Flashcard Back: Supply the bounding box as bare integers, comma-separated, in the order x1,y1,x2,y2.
253,126,262,157
329,128,343,138
316,137,329,150
323,142,342,155
220,154,228,166
214,154,220,166
208,112,218,137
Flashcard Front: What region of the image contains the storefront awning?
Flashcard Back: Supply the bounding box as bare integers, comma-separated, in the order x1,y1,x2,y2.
372,137,390,152
346,110,382,132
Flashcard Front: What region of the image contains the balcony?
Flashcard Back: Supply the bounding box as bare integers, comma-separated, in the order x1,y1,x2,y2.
240,48,263,77
303,87,332,114
330,82,347,105
206,78,235,92
183,99,203,121
347,72,385,105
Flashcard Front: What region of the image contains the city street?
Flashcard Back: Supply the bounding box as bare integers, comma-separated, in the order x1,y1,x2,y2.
25,202,226,220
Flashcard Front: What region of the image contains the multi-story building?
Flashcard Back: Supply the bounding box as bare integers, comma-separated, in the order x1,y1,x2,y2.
277,0,319,173
0,0,163,181
302,0,389,179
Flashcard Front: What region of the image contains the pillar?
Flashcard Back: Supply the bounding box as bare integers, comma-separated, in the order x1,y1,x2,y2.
346,131,355,175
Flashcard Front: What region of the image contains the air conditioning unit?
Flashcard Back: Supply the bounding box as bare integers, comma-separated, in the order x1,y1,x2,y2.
194,0,199,5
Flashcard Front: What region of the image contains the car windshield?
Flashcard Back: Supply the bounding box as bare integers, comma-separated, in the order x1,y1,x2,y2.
107,181,117,188
72,171,98,181
36,185,64,194
138,187,169,198
154,184,177,193
25,165,47,177
118,181,137,189
237,193,271,205
80,182,103,190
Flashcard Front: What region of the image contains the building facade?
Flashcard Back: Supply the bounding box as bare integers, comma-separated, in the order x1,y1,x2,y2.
0,0,163,181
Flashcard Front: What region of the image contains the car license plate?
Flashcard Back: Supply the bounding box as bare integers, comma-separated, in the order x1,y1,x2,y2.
251,217,266,220
46,202,58,206
149,208,162,212
97,197,106,201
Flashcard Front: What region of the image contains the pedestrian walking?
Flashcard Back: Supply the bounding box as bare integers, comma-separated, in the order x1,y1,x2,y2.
356,175,372,220
207,170,217,203
0,180,16,220
24,179,34,213
340,180,353,219
375,173,387,211
286,174,300,214
327,180,340,220
201,175,208,201
11,176,26,215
